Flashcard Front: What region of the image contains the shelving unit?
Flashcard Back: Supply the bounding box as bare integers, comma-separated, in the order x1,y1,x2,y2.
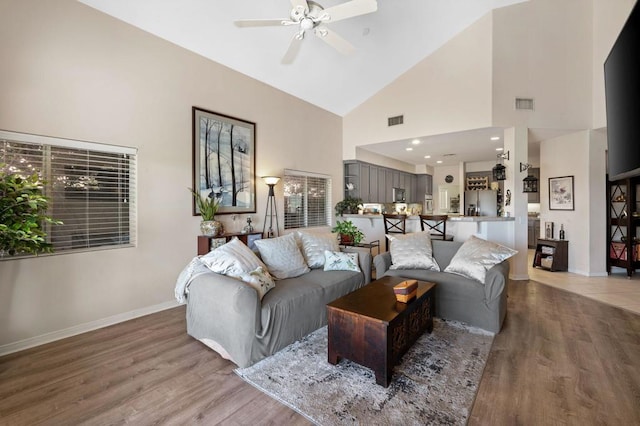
532,238,568,272
606,176,640,277
465,175,489,191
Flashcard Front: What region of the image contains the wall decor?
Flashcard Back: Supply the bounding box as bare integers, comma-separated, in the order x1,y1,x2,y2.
549,176,575,211
192,107,256,215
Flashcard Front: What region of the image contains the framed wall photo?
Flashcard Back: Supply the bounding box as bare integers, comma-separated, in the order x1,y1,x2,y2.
549,176,575,211
192,107,256,215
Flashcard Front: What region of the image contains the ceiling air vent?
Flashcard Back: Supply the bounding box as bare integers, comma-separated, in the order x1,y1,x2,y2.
515,98,535,110
388,115,404,126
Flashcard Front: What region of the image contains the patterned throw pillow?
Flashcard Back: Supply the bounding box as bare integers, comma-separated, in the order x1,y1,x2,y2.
254,233,310,279
323,250,360,272
444,235,517,283
297,231,340,269
238,266,275,300
388,232,440,271
199,237,267,278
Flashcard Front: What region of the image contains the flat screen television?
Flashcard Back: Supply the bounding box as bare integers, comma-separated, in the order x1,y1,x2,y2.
604,0,640,181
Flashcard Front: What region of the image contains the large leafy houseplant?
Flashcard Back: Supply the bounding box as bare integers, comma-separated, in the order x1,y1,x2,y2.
334,196,363,216
0,165,61,256
331,219,365,245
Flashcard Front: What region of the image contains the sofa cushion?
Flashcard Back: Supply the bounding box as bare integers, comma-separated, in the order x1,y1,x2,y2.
444,235,517,283
323,250,360,272
255,233,310,279
200,237,267,278
297,231,339,269
237,266,275,301
388,231,440,271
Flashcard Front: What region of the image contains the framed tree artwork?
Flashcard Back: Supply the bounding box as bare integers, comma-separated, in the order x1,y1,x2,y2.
192,107,256,215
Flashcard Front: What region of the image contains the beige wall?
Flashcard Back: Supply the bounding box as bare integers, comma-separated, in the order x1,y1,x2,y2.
342,12,494,159
0,0,342,350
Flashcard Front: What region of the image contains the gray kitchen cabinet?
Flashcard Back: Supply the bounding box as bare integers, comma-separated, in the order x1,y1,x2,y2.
369,165,378,202
386,170,394,202
360,164,370,202
344,161,360,199
376,167,386,202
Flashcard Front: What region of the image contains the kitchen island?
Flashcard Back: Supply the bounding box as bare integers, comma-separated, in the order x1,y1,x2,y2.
341,214,515,248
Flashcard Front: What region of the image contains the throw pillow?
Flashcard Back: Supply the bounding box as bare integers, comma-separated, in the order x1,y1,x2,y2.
297,231,340,269
199,237,266,278
388,232,440,271
238,266,275,300
323,250,360,272
254,233,310,279
444,235,517,283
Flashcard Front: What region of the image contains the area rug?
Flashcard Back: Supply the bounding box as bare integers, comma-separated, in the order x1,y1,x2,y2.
235,319,493,425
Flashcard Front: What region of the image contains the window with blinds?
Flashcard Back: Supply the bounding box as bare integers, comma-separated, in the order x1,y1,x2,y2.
283,169,331,230
0,131,136,256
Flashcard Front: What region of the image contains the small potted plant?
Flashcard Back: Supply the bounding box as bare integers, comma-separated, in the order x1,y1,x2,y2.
332,220,365,246
334,196,363,216
190,188,223,236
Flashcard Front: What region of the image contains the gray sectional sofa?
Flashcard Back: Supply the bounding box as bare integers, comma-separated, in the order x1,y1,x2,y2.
185,248,372,368
374,239,509,333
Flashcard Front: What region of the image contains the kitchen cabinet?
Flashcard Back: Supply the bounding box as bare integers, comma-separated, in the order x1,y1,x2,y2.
360,164,370,202
386,170,394,202
527,168,540,203
528,218,540,248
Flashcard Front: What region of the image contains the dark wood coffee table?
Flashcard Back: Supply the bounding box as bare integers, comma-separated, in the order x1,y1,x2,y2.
326,276,436,387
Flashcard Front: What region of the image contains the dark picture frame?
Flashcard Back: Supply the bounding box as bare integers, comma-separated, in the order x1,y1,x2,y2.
192,107,256,215
549,176,574,211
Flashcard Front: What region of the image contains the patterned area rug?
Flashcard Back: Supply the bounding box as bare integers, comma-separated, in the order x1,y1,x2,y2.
235,319,493,425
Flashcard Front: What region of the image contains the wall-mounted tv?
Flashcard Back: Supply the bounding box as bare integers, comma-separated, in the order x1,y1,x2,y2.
604,0,640,181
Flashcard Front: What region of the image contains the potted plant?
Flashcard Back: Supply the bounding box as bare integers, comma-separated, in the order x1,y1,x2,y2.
190,188,223,236
334,196,363,216
332,220,365,246
0,165,62,256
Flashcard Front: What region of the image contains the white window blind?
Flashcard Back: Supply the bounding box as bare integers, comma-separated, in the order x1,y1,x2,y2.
283,169,331,229
0,131,136,255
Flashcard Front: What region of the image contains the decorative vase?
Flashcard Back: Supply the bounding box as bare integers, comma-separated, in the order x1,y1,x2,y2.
201,220,224,237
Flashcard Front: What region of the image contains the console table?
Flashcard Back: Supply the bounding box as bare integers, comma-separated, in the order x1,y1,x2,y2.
532,238,568,271
197,231,262,255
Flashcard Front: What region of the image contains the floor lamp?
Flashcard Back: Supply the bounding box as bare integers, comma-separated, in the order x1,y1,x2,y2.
262,176,280,238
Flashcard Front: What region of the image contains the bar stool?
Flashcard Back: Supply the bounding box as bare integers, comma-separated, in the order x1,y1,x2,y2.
419,214,453,241
383,213,407,251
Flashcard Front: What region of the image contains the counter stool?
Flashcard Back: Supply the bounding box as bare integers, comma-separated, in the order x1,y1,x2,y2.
383,214,407,251
419,214,454,241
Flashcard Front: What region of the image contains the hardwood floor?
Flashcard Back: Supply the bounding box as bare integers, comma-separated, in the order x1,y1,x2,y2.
1,280,639,425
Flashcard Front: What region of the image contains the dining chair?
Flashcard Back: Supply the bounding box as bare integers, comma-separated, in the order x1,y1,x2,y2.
383,213,407,251
419,214,453,241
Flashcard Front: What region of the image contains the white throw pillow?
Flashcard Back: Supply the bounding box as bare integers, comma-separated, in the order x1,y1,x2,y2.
323,250,360,272
200,237,266,278
444,235,517,283
297,231,339,269
238,266,275,300
254,233,310,279
388,232,440,271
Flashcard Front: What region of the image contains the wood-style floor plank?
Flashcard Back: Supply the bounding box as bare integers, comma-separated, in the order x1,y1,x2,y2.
1,280,639,425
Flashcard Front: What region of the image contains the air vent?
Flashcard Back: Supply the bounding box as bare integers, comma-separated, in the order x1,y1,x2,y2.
515,98,535,110
388,115,404,126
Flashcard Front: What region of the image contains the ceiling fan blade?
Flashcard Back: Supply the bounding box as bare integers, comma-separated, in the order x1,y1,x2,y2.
281,33,305,64
318,0,377,23
234,19,293,28
290,0,309,13
314,26,355,56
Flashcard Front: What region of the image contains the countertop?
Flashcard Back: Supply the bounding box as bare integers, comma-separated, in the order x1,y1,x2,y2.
343,214,515,222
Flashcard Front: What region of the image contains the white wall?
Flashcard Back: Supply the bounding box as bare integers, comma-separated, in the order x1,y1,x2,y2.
0,0,343,351
343,12,494,159
540,130,606,276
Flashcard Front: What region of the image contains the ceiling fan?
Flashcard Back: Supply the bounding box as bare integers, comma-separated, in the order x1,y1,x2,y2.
234,0,378,64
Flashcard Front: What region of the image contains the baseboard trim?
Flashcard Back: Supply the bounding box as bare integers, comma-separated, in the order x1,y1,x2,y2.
0,300,181,357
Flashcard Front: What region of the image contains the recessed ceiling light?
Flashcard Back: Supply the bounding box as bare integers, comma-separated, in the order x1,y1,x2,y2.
491,136,500,141
412,139,420,145
496,147,504,151
406,147,413,151
436,160,443,164
424,155,431,159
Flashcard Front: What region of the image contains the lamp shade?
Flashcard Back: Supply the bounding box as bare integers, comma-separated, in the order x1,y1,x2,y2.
262,176,280,186
492,163,506,181
523,174,538,193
